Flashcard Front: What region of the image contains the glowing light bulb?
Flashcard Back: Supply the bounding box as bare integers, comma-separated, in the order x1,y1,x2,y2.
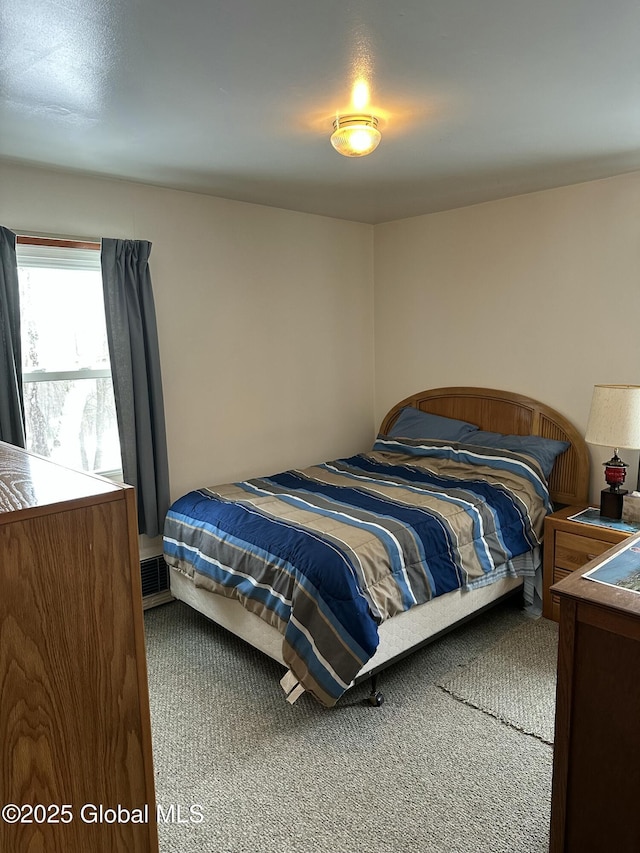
348,128,373,153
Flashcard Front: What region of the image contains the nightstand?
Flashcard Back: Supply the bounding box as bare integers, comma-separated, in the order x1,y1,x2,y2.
542,505,634,621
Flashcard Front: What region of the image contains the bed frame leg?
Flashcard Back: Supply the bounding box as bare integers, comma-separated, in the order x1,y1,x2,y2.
366,673,384,707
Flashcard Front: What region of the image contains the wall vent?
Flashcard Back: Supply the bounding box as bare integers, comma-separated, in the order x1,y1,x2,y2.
140,555,172,610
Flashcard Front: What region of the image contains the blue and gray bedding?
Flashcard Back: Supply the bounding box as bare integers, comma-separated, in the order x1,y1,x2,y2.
163,437,552,707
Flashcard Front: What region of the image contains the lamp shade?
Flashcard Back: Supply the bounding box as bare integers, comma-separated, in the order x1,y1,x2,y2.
584,384,640,449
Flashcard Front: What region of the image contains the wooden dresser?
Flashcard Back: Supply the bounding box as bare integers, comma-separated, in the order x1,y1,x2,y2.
550,536,640,853
0,441,158,852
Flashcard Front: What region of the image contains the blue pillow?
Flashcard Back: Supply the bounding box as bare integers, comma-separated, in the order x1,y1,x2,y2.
467,430,570,479
388,407,480,442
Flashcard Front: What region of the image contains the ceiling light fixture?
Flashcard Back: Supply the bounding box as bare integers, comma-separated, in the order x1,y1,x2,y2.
330,114,381,157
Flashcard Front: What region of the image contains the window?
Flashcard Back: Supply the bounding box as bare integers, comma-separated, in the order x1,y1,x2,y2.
16,237,122,477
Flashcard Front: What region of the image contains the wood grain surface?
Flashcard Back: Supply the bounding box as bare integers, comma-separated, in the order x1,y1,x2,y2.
0,442,158,852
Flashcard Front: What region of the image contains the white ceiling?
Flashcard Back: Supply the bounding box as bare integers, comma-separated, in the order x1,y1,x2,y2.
3,0,640,224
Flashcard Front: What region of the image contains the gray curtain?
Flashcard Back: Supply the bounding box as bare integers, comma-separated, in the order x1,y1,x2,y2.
0,226,26,447
101,238,170,537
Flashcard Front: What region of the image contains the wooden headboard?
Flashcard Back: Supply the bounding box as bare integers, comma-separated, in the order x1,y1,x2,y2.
379,387,590,508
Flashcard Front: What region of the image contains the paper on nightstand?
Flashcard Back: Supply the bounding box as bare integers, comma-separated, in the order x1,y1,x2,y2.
622,492,640,524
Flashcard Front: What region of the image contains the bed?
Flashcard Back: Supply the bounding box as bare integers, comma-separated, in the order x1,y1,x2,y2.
163,387,589,707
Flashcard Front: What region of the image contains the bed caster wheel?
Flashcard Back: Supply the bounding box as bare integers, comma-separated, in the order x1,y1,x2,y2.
367,691,384,707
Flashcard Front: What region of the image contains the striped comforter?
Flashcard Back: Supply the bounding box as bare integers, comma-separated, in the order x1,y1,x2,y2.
163,437,552,706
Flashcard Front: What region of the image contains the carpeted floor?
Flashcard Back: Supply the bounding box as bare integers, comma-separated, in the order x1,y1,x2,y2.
436,617,558,744
144,599,557,853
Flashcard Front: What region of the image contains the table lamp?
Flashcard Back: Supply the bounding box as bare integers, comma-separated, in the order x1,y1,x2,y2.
584,384,640,519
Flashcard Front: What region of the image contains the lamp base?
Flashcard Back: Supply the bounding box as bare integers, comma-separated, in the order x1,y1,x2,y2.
600,488,627,520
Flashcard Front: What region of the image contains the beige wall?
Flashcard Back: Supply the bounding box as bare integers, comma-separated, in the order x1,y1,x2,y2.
374,171,640,501
4,160,640,508
0,162,375,505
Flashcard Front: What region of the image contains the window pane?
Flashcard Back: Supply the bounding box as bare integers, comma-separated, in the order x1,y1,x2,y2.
17,245,122,477
19,266,111,372
23,377,121,474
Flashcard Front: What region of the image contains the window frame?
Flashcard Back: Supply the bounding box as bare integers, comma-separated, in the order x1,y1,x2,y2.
16,235,123,481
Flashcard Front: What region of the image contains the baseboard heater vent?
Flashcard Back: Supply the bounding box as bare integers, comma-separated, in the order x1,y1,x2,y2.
140,555,173,610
